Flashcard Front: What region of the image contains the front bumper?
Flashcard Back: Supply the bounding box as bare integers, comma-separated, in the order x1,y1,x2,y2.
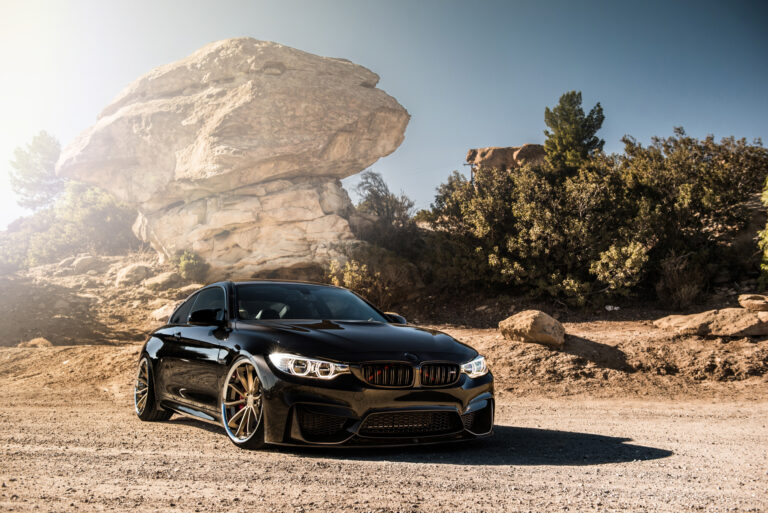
252,356,494,446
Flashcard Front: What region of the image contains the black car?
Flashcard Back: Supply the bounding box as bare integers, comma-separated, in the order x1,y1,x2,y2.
134,280,494,449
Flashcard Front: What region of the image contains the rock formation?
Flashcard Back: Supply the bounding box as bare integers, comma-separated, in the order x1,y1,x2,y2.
498,310,565,349
56,38,410,279
738,293,768,311
653,308,768,337
466,144,545,171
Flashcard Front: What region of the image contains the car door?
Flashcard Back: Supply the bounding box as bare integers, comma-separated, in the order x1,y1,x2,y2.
163,286,229,415
154,293,198,404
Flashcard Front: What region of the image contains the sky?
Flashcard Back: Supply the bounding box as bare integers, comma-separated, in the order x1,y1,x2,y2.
0,0,767,229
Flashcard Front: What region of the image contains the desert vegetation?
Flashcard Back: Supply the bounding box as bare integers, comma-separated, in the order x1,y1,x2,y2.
1,91,767,315
0,131,137,274
349,91,768,308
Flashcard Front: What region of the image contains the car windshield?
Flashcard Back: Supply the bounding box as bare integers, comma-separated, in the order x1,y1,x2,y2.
235,283,388,322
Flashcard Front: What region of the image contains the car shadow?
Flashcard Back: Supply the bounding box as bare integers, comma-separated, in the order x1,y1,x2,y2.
561,335,632,372
169,418,672,466
281,425,672,466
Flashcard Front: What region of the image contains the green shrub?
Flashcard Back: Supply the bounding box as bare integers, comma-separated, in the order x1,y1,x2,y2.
754,174,768,290
326,245,419,310
350,170,427,265
422,94,768,305
8,130,65,210
24,183,137,266
1,184,137,270
173,251,209,282
2,133,139,272
327,259,395,309
590,241,650,296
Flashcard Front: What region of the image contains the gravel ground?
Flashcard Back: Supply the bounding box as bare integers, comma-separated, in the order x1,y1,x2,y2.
0,394,765,512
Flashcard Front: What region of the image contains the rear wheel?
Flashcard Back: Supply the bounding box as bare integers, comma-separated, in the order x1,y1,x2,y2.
134,356,172,421
221,357,265,450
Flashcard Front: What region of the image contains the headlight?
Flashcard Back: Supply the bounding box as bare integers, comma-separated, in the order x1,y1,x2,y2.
268,353,350,380
461,355,488,378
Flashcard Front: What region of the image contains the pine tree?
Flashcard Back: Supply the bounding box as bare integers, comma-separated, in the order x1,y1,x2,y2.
543,91,605,171
9,131,65,210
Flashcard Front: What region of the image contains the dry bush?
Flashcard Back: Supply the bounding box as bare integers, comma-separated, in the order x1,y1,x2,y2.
655,252,704,308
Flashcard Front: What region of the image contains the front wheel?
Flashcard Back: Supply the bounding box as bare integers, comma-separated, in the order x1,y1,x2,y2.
134,355,172,421
221,357,266,450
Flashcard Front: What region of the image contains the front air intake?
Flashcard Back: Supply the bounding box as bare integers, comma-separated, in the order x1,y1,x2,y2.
359,411,462,437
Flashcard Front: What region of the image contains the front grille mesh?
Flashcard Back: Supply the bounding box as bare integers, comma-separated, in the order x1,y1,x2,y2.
461,410,477,430
421,363,460,386
359,411,461,436
361,363,413,387
297,410,347,438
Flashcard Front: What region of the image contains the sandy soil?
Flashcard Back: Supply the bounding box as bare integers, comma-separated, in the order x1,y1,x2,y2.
0,338,766,513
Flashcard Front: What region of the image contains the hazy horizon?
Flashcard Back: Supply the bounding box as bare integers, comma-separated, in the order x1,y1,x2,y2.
1,0,766,229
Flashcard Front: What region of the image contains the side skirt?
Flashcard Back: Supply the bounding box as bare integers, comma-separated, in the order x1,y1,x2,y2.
160,400,221,425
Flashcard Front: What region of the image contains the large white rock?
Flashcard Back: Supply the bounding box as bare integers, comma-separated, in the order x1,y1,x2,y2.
56,38,410,278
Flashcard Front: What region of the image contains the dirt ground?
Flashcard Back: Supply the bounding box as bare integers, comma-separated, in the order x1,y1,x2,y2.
1,255,767,511
0,331,766,513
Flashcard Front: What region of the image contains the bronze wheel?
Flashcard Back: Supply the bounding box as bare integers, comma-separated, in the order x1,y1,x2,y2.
134,355,172,422
134,358,150,415
221,358,265,449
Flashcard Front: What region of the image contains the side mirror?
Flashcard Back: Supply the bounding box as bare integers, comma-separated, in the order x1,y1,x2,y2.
385,312,407,325
189,308,226,327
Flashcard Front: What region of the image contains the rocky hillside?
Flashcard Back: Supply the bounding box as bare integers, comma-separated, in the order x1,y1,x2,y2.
0,253,191,346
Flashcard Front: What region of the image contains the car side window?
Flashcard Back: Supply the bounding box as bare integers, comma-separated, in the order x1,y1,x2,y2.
190,287,226,321
170,294,197,325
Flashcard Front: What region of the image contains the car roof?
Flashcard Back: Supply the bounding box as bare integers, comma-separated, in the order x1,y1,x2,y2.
213,279,342,289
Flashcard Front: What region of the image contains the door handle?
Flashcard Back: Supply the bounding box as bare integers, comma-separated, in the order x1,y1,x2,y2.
172,331,182,341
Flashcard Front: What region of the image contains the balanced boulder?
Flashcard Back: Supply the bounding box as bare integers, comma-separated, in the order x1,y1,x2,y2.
57,38,410,279
499,310,565,349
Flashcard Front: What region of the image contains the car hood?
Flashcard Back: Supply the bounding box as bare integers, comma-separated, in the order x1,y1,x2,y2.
234,320,478,364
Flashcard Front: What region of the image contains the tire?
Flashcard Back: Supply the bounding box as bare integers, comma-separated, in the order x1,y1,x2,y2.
134,355,172,422
221,357,266,450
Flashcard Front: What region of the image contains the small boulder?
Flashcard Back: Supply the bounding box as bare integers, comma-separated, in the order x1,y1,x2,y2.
57,256,76,269
654,308,768,337
499,310,565,349
18,337,53,348
71,255,105,274
738,294,768,312
143,271,182,291
151,302,180,322
115,263,153,287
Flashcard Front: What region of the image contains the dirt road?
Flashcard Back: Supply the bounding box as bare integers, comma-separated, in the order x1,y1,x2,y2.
0,346,766,512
